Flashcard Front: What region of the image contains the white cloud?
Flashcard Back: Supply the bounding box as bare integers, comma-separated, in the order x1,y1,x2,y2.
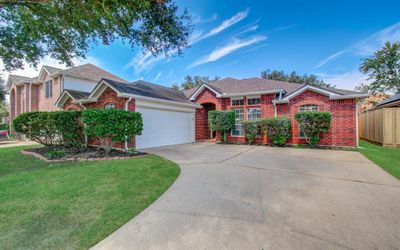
154,72,162,81
192,13,218,24
188,35,267,69
191,9,250,44
124,51,168,74
315,21,400,68
318,70,370,90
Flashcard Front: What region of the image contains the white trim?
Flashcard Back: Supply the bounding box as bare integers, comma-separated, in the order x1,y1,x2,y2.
135,99,197,113
124,97,133,150
54,90,75,107
273,85,369,104
189,84,222,101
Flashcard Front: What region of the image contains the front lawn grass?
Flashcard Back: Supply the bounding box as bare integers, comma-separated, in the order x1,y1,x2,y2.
359,140,400,180
0,146,180,249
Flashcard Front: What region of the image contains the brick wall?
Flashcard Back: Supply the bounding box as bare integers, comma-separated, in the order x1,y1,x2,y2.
193,88,357,147
62,87,136,150
38,75,62,112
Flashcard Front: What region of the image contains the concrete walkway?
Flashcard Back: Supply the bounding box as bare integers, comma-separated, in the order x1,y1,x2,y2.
93,143,400,250
0,140,38,148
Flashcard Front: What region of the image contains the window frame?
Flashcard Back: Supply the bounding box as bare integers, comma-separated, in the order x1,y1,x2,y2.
231,97,244,106
45,80,53,98
231,108,244,137
247,96,261,106
105,103,116,109
298,104,319,138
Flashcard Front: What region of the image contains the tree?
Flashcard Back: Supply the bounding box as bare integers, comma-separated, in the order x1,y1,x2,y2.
0,0,190,71
357,41,400,94
261,69,334,88
0,75,5,102
180,75,220,90
294,112,331,147
171,84,180,90
208,110,235,142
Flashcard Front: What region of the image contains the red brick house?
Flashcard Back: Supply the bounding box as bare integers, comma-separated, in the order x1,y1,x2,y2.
56,77,367,149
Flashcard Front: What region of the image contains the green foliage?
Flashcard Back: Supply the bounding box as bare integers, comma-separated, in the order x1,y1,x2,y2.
208,110,235,142
243,121,260,145
0,0,190,71
48,111,84,148
0,123,8,131
13,111,84,147
357,41,400,94
82,109,143,153
0,76,5,102
180,75,220,90
260,69,334,88
261,117,292,146
44,149,66,160
294,112,331,147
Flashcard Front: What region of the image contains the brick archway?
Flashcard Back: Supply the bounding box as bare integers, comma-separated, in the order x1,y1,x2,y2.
195,102,216,141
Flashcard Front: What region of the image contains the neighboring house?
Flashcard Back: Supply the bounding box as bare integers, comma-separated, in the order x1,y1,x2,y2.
374,94,400,108
56,77,367,149
6,63,127,123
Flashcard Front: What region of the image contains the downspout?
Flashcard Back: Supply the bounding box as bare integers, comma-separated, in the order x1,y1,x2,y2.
29,83,32,112
356,103,359,148
124,97,133,151
273,102,277,117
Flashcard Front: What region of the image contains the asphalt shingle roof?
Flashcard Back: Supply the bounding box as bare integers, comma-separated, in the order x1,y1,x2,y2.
184,77,364,98
375,94,400,108
62,63,128,83
103,79,193,104
65,89,90,100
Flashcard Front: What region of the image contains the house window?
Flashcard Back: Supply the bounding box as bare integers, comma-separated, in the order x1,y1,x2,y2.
105,103,115,109
231,98,244,106
299,104,319,112
298,105,319,138
247,108,261,121
247,97,261,105
45,80,53,98
231,109,244,136
247,108,262,136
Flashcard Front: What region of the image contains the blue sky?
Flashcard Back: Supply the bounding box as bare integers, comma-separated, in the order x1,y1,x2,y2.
4,0,400,90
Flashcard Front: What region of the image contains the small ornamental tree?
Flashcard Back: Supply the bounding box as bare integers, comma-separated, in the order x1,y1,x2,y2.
261,117,292,146
208,110,235,142
243,121,260,145
82,109,143,153
294,112,331,147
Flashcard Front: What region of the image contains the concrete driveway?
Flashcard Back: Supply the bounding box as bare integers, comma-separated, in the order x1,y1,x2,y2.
93,143,400,250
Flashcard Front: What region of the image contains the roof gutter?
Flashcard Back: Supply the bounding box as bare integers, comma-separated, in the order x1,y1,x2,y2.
120,93,202,109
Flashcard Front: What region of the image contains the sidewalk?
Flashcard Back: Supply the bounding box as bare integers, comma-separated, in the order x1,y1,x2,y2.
0,140,39,149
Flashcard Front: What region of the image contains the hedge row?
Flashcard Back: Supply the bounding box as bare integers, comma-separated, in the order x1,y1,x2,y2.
207,110,331,146
13,109,143,152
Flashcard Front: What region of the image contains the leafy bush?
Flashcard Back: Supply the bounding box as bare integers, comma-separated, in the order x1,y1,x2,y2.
0,123,8,131
208,110,235,142
294,112,331,147
49,111,84,148
82,109,143,153
13,111,84,147
261,117,292,146
243,121,260,145
45,149,66,159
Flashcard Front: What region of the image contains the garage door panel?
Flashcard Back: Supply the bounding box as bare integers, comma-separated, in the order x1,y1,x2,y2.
136,107,195,149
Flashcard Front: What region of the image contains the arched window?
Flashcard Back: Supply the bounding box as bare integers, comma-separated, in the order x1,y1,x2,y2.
105,103,115,109
299,104,318,112
298,105,319,138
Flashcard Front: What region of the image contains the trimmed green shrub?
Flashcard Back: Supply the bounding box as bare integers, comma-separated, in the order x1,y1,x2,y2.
243,121,260,145
208,110,235,142
45,149,66,159
13,111,84,147
0,123,8,131
49,111,84,148
82,108,143,153
261,117,292,146
294,112,331,147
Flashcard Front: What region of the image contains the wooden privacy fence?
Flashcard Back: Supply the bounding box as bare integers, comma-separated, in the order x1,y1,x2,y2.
359,108,400,147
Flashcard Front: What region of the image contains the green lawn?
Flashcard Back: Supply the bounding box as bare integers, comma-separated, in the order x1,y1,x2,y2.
359,140,400,180
0,146,180,249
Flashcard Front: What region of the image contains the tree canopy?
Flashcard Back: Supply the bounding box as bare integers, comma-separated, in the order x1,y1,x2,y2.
0,0,190,71
357,41,400,94
0,75,5,102
260,69,334,88
179,75,220,90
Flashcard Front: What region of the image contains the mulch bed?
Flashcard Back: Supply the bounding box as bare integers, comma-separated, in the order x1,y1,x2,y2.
22,146,147,162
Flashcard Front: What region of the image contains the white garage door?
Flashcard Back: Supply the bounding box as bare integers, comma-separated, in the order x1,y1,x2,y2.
136,106,195,149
